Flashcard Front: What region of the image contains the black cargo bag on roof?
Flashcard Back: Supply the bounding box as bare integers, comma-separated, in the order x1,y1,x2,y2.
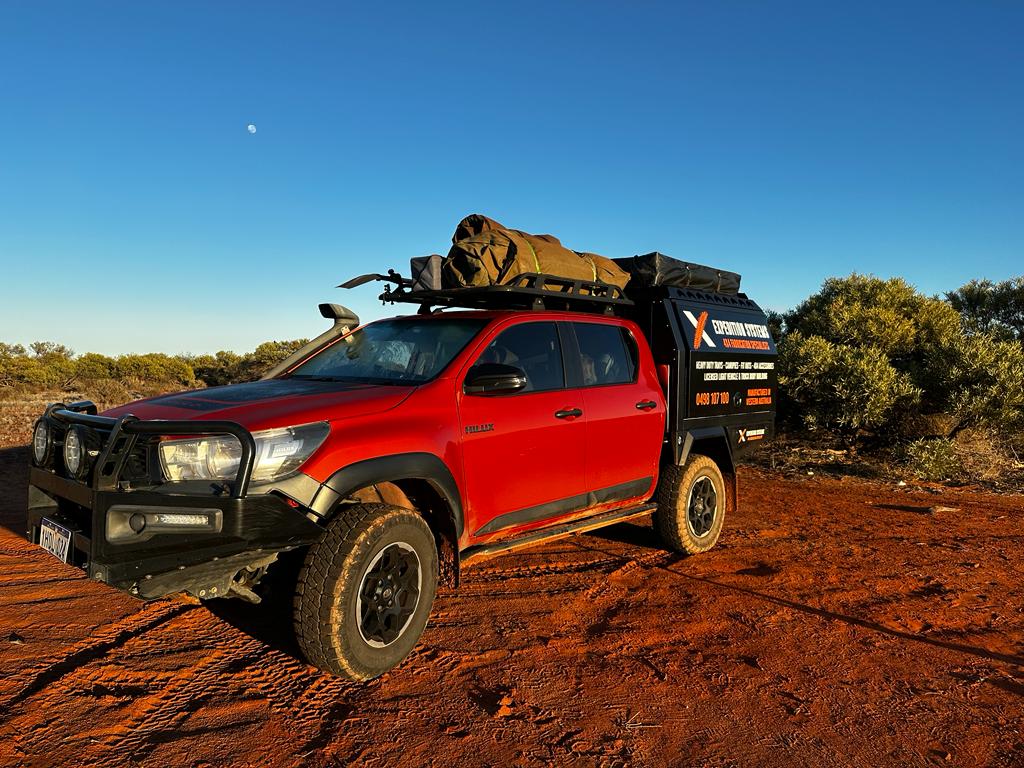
410,254,444,291
615,252,741,295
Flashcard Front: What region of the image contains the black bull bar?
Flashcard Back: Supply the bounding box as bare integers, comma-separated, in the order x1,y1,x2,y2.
26,402,324,599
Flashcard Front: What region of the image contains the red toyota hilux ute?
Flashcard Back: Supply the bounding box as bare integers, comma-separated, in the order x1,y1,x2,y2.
27,265,776,680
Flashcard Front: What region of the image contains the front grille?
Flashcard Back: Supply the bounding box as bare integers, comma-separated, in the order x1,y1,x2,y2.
120,438,157,487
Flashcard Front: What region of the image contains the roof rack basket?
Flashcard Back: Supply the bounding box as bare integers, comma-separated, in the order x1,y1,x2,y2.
381,273,634,315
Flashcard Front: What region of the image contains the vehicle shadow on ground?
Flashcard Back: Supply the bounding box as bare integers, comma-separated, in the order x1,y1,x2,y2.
205,549,308,662
587,517,662,549
581,518,1024,674
0,446,30,538
666,565,1024,671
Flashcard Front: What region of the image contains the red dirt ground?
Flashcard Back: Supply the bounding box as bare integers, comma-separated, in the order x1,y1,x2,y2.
1,425,1022,766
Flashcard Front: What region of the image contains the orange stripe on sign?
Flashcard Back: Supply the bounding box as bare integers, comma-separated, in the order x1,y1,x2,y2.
693,311,709,350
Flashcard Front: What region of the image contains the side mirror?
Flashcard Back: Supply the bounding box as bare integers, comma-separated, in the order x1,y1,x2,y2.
464,363,528,396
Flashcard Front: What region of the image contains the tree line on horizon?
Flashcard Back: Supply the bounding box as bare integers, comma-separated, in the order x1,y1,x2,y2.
2,275,1022,483
0,339,309,395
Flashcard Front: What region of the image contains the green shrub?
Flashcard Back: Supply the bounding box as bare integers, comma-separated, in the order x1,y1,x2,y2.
778,332,920,434
114,354,195,386
75,352,118,381
921,333,1024,431
784,274,961,358
0,356,50,389
185,340,308,386
781,274,1023,441
0,343,27,358
0,339,308,395
29,341,74,361
947,276,1024,341
901,438,963,482
186,351,243,387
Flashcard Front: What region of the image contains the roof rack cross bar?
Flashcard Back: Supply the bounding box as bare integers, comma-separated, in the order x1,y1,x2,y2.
378,272,634,315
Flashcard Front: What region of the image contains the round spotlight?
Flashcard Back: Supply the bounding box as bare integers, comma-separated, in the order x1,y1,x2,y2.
32,420,52,466
64,426,86,478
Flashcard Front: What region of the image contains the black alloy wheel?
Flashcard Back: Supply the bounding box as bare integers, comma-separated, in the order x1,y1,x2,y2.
686,476,718,538
356,542,422,648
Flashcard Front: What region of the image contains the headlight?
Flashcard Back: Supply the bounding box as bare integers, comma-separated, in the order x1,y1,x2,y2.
158,422,330,484
32,420,52,465
64,426,85,477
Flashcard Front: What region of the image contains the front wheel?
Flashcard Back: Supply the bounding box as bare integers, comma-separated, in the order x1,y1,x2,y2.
294,503,438,680
654,454,726,554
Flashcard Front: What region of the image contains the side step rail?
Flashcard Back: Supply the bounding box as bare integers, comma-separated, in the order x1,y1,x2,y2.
461,503,657,565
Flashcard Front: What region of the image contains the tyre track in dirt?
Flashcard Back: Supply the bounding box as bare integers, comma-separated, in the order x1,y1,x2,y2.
0,600,193,709
3,453,1024,766
0,597,355,768
72,628,268,765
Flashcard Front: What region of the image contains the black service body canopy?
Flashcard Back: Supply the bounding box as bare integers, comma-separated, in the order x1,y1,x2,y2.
621,284,776,464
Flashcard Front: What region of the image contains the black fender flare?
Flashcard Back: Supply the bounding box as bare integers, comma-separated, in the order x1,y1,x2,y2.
310,452,464,538
678,427,738,512
678,427,735,473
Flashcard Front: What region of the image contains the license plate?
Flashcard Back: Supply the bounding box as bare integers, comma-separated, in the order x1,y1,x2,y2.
39,519,73,563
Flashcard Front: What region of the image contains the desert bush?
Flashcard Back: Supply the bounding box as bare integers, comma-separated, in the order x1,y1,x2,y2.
0,356,50,389
899,429,1020,486
245,340,309,376
953,428,1020,485
0,343,27,358
0,339,308,395
87,377,132,403
901,438,963,482
114,354,195,386
186,351,243,387
784,274,961,358
29,341,74,361
780,274,1024,442
186,340,308,386
921,333,1024,432
75,352,118,381
778,332,920,435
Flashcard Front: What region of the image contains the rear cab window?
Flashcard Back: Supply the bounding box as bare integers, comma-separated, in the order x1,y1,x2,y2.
572,322,638,387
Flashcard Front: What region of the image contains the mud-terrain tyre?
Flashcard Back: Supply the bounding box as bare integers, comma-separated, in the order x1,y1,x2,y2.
294,503,438,681
655,454,726,555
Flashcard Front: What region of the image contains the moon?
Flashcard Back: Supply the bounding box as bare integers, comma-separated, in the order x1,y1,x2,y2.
247,124,257,134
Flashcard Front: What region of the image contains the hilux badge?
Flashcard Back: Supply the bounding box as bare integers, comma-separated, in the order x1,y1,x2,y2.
465,423,494,434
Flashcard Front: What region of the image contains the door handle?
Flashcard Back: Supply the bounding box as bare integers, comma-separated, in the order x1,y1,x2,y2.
554,408,583,419
635,400,657,411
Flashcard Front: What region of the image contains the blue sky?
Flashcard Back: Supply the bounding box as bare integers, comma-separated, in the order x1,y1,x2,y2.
1,1,1021,355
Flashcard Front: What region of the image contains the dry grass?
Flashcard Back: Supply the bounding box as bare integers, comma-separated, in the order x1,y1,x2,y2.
748,429,1024,492
0,387,173,449
954,428,1024,486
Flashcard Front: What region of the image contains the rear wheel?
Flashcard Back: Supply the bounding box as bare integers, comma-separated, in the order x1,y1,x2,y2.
655,454,726,554
294,503,438,680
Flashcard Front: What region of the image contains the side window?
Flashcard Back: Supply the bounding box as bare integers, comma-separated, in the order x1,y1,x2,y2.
573,323,638,387
475,322,564,393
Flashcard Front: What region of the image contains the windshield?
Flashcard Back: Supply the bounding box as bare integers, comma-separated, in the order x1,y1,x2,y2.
288,318,485,385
